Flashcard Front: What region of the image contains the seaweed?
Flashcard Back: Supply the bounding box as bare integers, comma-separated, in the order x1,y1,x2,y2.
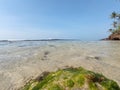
22,67,120,90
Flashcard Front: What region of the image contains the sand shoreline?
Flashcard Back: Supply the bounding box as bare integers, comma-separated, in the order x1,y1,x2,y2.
0,41,120,90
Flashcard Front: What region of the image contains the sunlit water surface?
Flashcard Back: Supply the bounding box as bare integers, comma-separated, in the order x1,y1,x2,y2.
0,40,120,90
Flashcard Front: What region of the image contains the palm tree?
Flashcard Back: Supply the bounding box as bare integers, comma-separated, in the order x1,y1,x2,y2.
113,21,117,28
116,14,120,26
108,29,113,33
109,12,120,34
111,11,117,19
111,12,118,29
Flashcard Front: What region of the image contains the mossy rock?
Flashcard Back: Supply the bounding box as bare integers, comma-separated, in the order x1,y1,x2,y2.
22,67,120,90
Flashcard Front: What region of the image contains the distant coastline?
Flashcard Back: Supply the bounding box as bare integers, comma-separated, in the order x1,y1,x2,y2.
0,39,81,42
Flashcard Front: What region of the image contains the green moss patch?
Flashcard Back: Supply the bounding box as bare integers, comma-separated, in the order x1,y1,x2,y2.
22,67,120,90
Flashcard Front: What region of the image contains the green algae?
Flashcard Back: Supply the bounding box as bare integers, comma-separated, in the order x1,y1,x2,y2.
22,67,120,90
48,84,63,90
73,74,85,86
101,80,120,90
66,79,74,87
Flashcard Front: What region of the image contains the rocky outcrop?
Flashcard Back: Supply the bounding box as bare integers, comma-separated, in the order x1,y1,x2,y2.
108,32,120,40
102,30,120,40
22,67,120,90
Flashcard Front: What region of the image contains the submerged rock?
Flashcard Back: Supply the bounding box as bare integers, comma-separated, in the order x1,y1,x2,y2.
22,67,120,90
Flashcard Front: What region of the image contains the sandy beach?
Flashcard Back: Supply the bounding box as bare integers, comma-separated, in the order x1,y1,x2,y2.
0,41,120,90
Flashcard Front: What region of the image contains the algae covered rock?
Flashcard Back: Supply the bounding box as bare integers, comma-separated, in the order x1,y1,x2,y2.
23,67,120,90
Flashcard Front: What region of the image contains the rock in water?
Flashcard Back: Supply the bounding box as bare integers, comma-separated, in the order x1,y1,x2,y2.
22,67,120,90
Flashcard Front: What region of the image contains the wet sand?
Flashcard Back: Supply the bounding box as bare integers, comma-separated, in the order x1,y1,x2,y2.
0,41,120,90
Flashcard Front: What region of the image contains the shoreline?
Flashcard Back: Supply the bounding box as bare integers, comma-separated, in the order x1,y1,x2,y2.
0,41,120,90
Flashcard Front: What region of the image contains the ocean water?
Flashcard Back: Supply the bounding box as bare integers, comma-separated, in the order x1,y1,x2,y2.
0,40,120,90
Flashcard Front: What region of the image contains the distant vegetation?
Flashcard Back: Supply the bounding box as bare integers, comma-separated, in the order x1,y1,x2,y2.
22,67,120,90
109,12,120,34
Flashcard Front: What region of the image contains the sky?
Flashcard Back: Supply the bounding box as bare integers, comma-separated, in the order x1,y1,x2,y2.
0,0,120,40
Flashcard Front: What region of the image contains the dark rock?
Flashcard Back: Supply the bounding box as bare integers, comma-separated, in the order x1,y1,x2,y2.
102,30,120,40
108,33,120,40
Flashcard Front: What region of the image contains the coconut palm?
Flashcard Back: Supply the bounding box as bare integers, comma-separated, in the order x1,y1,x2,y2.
113,21,117,28
116,14,120,26
111,12,118,29
108,29,113,33
111,11,117,19
109,12,120,34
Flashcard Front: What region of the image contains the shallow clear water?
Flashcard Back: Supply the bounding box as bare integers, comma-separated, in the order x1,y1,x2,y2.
0,40,120,90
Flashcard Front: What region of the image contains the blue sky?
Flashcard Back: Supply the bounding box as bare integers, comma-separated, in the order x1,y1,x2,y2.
0,0,120,40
